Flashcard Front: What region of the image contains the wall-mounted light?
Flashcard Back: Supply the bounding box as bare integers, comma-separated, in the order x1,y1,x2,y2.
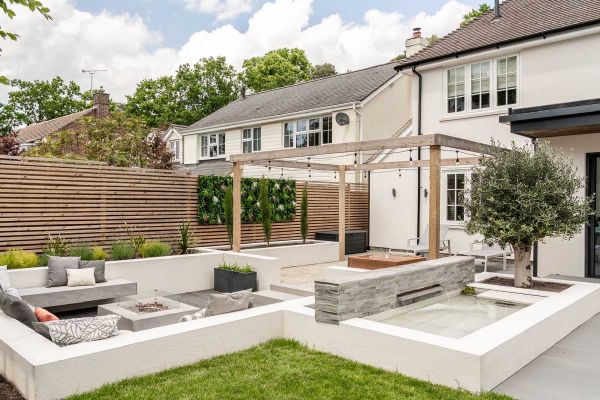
423,188,428,198
392,188,397,198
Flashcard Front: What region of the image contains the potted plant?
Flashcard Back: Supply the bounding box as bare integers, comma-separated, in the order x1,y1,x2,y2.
214,262,257,292
464,141,592,288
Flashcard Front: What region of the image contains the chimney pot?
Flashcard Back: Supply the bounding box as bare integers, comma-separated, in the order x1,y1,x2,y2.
412,27,422,38
494,0,501,18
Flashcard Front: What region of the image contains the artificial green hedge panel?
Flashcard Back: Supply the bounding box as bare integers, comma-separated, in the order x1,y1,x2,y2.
198,176,296,224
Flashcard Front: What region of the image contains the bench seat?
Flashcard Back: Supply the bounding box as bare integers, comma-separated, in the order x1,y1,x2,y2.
19,279,137,308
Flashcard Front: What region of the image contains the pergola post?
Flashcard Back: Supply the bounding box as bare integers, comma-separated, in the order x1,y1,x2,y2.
232,162,242,252
338,165,346,261
428,145,441,259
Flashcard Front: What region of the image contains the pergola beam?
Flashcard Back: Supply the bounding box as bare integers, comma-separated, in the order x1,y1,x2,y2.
344,157,481,171
250,159,339,172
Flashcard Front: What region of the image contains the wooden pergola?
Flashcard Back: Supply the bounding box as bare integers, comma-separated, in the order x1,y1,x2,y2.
228,133,496,261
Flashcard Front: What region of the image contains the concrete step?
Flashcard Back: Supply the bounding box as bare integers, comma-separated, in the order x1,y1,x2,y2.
476,289,544,305
270,282,314,297
252,290,302,305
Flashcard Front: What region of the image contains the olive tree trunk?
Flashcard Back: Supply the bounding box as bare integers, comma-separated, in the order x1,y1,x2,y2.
513,245,533,288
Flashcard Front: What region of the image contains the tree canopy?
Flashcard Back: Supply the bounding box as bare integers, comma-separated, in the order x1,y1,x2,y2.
312,63,337,79
25,112,172,169
461,3,491,27
242,48,314,93
125,57,241,127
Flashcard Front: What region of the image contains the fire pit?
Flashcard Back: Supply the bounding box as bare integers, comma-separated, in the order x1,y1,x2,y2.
128,299,170,313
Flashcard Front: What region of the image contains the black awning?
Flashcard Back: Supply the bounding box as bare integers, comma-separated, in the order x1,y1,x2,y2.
499,98,600,138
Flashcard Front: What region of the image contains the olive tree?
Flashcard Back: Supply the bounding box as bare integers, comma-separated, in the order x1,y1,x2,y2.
464,141,592,288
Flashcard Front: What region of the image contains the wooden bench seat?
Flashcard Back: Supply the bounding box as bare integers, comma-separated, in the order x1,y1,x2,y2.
19,279,137,308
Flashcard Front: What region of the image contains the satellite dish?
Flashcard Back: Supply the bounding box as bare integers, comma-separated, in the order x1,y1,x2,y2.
335,112,350,126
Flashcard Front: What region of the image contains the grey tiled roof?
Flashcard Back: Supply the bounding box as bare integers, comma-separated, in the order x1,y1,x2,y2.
177,159,232,176
397,0,600,69
16,108,96,144
186,62,401,131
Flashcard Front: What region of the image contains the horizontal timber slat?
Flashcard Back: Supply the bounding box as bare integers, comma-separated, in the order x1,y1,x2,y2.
0,158,368,253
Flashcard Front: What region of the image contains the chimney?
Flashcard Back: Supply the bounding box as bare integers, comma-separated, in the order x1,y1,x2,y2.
494,0,501,19
404,27,428,57
93,87,110,119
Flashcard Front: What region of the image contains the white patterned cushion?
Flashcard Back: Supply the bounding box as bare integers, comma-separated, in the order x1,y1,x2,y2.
45,315,120,346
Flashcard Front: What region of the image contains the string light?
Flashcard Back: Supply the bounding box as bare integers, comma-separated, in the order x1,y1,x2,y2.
307,157,311,169
363,171,367,179
398,169,402,178
334,170,337,180
455,150,459,165
354,153,358,164
409,149,414,166
268,160,271,171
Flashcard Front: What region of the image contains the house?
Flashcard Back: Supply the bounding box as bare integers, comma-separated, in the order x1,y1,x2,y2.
369,0,600,278
15,91,111,150
180,61,412,180
159,124,188,164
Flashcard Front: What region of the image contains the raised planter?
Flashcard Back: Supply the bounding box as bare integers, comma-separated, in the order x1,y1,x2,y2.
316,230,367,255
214,268,257,292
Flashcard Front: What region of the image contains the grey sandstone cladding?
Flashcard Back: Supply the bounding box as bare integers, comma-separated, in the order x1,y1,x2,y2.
314,256,475,324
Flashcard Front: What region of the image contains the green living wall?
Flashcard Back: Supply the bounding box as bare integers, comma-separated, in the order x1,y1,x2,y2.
198,176,296,224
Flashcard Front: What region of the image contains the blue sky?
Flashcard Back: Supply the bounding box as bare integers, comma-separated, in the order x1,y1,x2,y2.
2,0,483,101
73,0,482,49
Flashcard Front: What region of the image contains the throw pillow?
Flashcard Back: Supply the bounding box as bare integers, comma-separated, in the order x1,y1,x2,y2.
78,260,107,283
34,307,59,322
206,289,253,317
66,268,96,287
0,293,37,329
47,256,80,287
0,265,21,299
44,315,120,346
32,321,51,340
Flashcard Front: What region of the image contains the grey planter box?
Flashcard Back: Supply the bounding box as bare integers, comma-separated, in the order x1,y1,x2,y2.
214,268,257,292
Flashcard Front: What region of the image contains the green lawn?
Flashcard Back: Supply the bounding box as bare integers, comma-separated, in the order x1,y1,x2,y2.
69,339,511,400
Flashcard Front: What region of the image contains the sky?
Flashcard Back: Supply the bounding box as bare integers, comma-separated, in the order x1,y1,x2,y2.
0,0,482,102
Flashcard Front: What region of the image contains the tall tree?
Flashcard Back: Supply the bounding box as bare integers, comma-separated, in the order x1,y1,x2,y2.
461,3,492,27
0,1,52,85
125,57,241,127
313,63,337,79
1,77,87,132
464,142,592,288
25,112,173,169
242,48,314,93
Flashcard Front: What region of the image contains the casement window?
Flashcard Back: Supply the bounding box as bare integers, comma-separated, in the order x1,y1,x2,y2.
242,127,261,153
169,140,180,161
200,133,225,158
496,56,518,106
283,116,333,148
446,66,465,113
445,172,466,222
470,61,491,110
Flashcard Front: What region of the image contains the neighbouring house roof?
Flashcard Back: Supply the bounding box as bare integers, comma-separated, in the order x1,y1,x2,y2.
185,62,401,132
15,108,96,144
396,0,600,70
177,159,232,176
161,124,188,140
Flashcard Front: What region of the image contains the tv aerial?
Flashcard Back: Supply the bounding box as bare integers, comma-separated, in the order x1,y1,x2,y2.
82,68,108,92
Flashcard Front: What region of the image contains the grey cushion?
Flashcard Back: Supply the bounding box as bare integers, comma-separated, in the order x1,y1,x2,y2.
44,315,120,347
47,256,80,287
206,289,253,317
0,293,37,329
32,321,51,340
78,260,106,283
0,265,20,299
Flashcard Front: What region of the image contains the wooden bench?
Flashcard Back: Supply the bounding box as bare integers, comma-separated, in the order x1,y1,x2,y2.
19,279,137,309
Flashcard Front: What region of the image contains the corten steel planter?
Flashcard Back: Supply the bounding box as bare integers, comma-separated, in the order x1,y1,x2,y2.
214,268,258,292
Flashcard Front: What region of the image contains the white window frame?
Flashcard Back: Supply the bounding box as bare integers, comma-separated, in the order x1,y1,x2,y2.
443,54,519,116
283,116,333,148
445,66,466,114
199,133,226,159
495,55,519,107
242,127,261,154
469,60,491,111
442,169,469,225
169,139,180,162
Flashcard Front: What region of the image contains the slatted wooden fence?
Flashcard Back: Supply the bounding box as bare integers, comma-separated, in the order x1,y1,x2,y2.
0,156,368,253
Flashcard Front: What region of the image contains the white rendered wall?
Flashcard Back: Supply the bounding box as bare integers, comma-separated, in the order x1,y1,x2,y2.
241,241,339,267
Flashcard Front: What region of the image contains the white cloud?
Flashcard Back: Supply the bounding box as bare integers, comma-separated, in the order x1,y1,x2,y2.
0,0,471,103
184,0,252,20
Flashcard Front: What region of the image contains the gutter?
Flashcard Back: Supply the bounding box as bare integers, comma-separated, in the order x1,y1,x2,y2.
396,19,600,71
412,66,423,240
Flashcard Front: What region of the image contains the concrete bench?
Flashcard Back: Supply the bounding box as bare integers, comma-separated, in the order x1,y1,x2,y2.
20,279,137,309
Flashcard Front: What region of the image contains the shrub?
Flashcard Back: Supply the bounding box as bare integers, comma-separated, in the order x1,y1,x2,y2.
69,245,94,261
111,242,135,260
0,249,40,269
123,224,146,257
217,262,253,273
177,220,193,255
139,241,172,258
38,253,48,267
223,185,234,249
259,178,272,246
44,234,69,256
91,246,107,260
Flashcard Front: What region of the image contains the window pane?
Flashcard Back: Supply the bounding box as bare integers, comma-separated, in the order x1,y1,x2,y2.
253,128,261,151
457,174,465,189
296,120,307,132
498,58,506,74
296,133,307,148
472,94,480,110
456,206,465,221
448,84,456,98
507,74,517,88
507,89,517,105
456,83,464,96
210,145,217,157
309,118,320,131
218,134,225,155
497,90,507,106
457,96,465,112
497,76,507,90
448,69,455,83
481,92,490,108
481,61,490,77
447,206,456,221
456,67,464,82
471,63,480,78
447,174,456,188
243,142,252,154
447,98,455,113
447,190,456,205
243,129,251,139
507,56,517,73
471,80,480,94
481,77,490,92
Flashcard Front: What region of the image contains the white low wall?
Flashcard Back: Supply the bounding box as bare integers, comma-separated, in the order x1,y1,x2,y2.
8,251,281,295
241,240,339,267
323,266,369,281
